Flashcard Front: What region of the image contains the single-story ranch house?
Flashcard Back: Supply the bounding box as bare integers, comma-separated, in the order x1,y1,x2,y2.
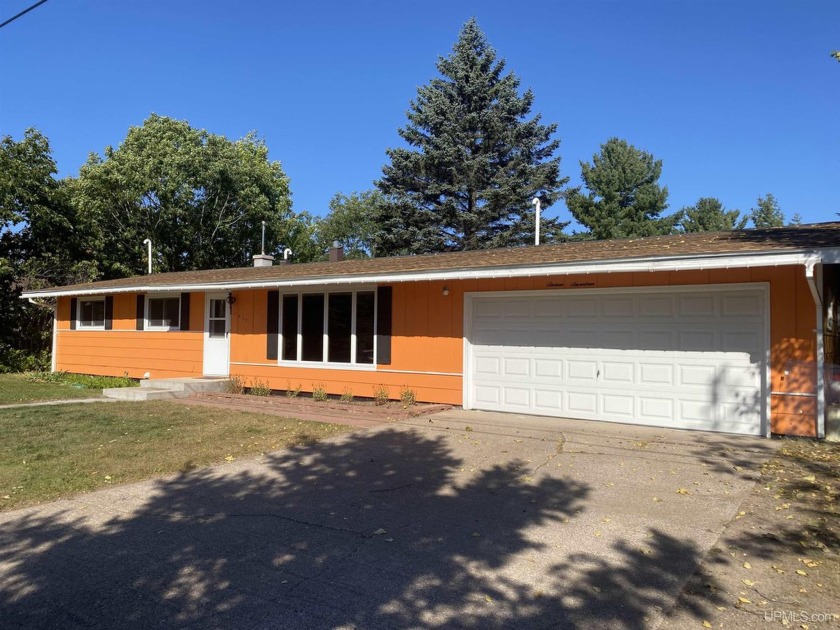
22,223,840,438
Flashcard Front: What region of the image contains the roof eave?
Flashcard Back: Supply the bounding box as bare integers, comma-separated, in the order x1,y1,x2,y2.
19,248,834,299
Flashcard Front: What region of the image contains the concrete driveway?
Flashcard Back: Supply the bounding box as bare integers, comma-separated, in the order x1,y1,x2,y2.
0,410,778,629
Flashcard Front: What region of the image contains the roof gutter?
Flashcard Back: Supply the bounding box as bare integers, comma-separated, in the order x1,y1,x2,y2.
804,258,826,439
19,250,826,299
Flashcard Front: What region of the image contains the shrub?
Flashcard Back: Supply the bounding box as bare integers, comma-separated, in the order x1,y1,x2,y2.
248,378,271,396
373,383,390,406
312,383,328,402
340,387,354,403
25,370,137,389
225,375,245,394
285,381,301,398
399,386,416,407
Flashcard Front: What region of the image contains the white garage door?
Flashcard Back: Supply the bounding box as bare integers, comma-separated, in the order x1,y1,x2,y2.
465,286,768,435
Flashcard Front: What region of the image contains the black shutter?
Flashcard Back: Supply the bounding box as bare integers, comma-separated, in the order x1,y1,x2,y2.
180,293,191,331
70,298,77,330
136,295,145,330
104,296,113,330
267,290,280,360
376,286,392,365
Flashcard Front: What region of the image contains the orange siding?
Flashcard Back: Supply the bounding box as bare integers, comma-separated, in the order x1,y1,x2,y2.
55,294,204,379
53,264,819,436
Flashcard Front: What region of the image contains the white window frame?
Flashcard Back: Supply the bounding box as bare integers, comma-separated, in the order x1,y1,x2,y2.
278,287,377,370
77,297,106,330
145,293,182,331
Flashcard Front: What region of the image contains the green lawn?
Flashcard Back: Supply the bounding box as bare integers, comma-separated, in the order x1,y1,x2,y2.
0,400,351,511
0,373,105,405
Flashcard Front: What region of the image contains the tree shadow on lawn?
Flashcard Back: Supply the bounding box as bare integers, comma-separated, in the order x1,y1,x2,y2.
0,427,722,629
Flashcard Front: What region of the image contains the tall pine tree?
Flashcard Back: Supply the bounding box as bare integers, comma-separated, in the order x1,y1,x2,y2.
565,138,675,240
375,18,567,255
749,193,785,228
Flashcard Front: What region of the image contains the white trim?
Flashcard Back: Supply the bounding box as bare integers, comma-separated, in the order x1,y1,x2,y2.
229,361,461,376
463,283,772,436
20,251,832,298
279,288,377,368
203,293,231,377
51,307,57,372
76,297,106,330
145,293,182,331
804,260,826,439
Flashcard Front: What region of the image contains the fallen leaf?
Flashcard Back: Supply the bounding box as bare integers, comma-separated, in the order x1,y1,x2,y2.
742,579,755,586
676,488,690,495
702,622,712,628
796,569,807,576
373,528,387,535
738,597,751,604
743,562,752,569
224,455,234,462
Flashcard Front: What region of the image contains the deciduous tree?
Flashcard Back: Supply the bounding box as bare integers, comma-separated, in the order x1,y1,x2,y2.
75,114,299,277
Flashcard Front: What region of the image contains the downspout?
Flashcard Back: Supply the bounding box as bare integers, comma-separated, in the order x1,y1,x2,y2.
805,258,826,439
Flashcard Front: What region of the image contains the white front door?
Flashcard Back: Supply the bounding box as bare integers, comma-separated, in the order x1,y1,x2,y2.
203,293,230,376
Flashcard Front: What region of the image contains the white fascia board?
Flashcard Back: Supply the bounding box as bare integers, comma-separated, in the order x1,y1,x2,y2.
19,250,829,299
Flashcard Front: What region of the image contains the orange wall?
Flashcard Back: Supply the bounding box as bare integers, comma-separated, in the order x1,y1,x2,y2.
55,293,205,379
53,266,818,436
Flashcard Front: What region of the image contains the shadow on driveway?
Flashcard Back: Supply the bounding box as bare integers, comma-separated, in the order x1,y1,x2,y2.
0,414,775,629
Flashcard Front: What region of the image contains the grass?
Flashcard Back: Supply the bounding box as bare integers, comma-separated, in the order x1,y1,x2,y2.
0,400,352,511
0,373,127,405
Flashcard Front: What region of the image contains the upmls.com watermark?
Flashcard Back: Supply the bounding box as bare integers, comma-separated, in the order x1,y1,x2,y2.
763,609,839,623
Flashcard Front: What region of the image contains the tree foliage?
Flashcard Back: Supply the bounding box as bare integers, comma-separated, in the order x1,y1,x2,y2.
565,138,675,240
677,197,747,233
375,18,568,255
749,193,785,228
0,130,98,371
74,114,298,277
317,190,382,259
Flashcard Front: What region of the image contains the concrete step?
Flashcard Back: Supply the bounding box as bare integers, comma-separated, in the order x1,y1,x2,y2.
103,387,181,401
139,377,230,394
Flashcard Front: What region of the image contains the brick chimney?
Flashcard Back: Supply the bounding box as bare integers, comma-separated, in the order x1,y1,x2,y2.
329,241,345,263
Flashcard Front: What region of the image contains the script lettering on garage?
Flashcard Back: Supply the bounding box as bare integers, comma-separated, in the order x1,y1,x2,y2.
546,281,597,288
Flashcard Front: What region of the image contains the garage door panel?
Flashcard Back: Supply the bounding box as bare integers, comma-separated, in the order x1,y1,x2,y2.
601,361,635,384
603,394,635,417
468,286,767,435
567,391,598,414
722,294,763,316
639,397,675,420
678,295,716,317
534,389,562,409
565,298,598,317
678,330,717,352
640,296,675,317
503,357,530,377
534,359,562,378
603,297,635,317
639,363,675,386
502,387,530,407
568,360,598,381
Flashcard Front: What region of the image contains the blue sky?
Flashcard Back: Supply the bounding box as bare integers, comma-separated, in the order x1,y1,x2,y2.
1,0,838,227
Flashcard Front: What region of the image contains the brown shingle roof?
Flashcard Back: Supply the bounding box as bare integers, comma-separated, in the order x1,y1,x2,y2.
23,222,840,296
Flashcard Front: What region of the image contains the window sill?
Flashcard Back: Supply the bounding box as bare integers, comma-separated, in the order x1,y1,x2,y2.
276,361,377,372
